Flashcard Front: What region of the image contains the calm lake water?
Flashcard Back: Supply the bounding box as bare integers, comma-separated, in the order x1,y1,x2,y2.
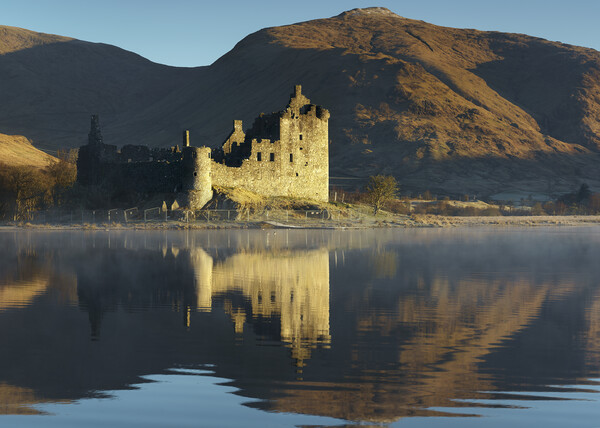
1,227,600,427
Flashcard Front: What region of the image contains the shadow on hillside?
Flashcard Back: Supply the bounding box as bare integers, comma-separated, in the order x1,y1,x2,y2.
331,146,600,197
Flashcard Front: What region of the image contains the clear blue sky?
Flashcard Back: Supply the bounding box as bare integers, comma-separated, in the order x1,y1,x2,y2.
2,0,599,67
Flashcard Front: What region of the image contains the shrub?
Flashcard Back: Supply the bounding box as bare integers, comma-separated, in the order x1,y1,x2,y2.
365,175,399,214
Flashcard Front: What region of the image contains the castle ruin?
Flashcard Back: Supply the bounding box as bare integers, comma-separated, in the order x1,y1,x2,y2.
77,86,329,208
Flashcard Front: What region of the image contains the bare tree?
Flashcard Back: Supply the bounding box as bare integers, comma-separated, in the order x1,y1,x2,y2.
6,166,47,220
365,175,399,215
46,149,77,206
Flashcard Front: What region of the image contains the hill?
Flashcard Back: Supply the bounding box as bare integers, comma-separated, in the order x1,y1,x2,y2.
2,10,600,197
0,133,56,168
0,26,196,152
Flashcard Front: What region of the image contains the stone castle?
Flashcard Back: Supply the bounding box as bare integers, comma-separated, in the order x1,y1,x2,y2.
77,86,329,208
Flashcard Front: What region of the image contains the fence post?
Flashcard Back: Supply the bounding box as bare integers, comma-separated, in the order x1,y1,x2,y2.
286,210,289,222
144,210,147,223
81,210,84,224
93,210,96,223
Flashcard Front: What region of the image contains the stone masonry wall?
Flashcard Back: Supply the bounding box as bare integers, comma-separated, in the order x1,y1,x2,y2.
209,86,329,202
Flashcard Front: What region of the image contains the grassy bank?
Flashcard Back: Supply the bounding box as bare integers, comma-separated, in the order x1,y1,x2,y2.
4,186,600,230
4,212,600,231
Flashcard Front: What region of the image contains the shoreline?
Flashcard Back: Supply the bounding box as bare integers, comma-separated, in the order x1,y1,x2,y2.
2,215,600,231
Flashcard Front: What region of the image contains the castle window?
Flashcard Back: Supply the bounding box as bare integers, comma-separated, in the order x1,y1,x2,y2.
299,134,303,140
296,173,299,177
299,147,303,150
193,172,197,176
289,153,293,162
257,152,262,161
270,153,275,162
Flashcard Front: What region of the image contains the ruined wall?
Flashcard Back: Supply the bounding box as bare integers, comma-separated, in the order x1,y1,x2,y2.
211,86,329,202
120,145,151,162
222,120,246,154
112,161,181,194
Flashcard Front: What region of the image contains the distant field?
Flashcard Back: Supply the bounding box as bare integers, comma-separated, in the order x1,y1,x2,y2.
0,133,56,168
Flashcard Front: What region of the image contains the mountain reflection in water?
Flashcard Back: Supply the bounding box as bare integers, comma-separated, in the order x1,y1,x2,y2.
0,228,599,426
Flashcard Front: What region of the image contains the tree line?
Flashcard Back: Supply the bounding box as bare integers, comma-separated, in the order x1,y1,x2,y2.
348,177,600,217
0,150,77,221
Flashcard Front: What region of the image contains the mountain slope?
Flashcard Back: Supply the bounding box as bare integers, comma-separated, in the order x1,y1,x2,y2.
0,25,72,54
2,10,600,197
0,26,197,152
173,8,600,195
0,133,56,168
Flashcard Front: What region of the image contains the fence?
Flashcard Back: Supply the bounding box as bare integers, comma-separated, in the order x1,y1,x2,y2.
25,207,367,225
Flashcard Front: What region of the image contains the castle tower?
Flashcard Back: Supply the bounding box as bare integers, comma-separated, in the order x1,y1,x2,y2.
182,146,213,209
88,114,104,146
209,85,330,202
279,85,330,201
77,114,108,186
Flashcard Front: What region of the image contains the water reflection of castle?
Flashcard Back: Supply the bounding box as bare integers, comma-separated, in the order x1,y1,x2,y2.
191,248,331,366
7,230,600,422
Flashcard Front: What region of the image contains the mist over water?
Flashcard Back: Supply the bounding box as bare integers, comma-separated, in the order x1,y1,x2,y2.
0,228,599,427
